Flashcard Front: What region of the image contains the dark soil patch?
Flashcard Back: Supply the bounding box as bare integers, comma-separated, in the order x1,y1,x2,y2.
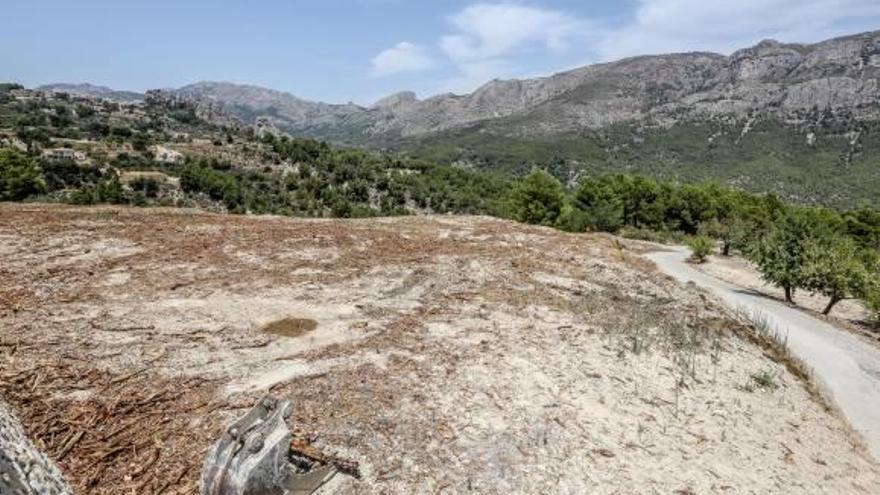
262,317,318,338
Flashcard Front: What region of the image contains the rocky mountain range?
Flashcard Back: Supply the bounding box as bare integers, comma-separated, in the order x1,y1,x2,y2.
40,30,880,145
158,31,880,142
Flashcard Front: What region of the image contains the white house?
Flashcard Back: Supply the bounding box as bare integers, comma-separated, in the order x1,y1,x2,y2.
151,145,184,164
42,148,88,162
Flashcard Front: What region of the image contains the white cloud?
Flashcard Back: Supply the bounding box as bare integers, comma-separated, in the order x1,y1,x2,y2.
440,3,589,62
433,3,593,94
371,1,880,97
370,42,436,77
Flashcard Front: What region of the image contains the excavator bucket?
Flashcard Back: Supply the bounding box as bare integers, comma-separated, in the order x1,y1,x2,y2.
200,396,338,495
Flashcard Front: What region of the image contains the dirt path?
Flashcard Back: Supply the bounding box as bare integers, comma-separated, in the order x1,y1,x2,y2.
647,246,880,458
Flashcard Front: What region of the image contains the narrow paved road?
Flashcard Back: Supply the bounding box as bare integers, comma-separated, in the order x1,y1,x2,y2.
647,247,880,459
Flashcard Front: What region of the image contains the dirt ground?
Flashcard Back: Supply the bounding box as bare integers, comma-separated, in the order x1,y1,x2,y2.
1,204,878,494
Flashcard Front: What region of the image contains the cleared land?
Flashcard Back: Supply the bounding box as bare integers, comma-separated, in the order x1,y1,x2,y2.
1,204,878,494
649,247,880,458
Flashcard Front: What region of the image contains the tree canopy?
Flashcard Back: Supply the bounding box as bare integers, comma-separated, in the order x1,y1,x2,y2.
0,149,44,201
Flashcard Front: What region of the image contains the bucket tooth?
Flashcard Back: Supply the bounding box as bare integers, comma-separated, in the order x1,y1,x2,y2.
200,396,338,495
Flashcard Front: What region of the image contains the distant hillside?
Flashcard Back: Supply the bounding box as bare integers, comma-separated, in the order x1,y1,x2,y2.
170,82,373,142
33,29,880,206
168,31,880,141
155,31,880,206
0,84,509,216
38,83,144,103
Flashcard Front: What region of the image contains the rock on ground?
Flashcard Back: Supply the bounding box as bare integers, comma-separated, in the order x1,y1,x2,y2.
0,399,71,495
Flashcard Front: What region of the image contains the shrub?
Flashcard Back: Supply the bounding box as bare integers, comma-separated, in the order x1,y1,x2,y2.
110,126,132,138
750,370,779,391
0,148,45,200
179,162,244,210
556,201,591,232
865,287,880,323
571,177,624,232
132,134,150,151
130,177,161,198
508,169,565,226
860,263,880,323
868,294,880,325
688,236,714,263
69,187,96,205
617,226,686,244
95,175,124,203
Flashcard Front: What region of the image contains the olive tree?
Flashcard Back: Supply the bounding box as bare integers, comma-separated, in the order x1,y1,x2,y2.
747,207,841,304
699,217,750,256
800,235,874,315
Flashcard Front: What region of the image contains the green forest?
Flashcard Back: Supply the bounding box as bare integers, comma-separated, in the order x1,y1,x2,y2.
505,169,880,319
396,118,880,209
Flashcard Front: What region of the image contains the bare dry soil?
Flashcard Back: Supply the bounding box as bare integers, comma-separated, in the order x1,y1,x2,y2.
1,204,877,494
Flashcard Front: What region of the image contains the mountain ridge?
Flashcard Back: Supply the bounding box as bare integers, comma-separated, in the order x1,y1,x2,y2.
31,30,880,201
36,29,880,144
151,30,880,143
37,83,144,103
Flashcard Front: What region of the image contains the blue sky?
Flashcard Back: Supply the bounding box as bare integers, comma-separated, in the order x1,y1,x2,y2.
2,1,879,105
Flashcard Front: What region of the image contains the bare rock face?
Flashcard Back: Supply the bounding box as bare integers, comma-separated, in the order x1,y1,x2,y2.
728,40,805,81
782,77,878,112
0,400,71,495
172,81,368,134
144,88,242,129
254,116,282,138
372,91,418,110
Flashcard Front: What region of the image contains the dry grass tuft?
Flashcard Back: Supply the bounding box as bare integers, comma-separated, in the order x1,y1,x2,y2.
731,306,872,453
